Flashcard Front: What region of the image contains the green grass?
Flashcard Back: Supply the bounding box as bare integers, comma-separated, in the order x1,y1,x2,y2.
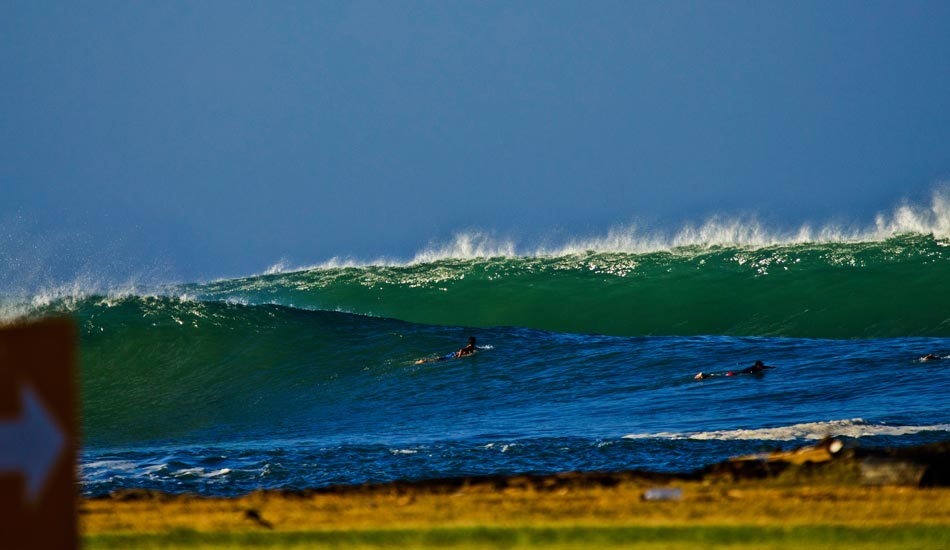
83,525,950,550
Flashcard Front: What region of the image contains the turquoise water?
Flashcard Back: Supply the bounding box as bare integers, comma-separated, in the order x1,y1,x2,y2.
188,234,950,339
8,234,950,496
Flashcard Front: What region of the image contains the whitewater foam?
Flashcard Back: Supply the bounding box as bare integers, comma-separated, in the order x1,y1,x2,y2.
622,419,950,442
5,190,950,333
256,188,950,273
0,273,206,323
390,449,419,455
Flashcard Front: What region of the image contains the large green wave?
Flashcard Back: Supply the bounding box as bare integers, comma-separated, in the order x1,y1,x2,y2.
68,296,438,445
187,234,950,339
11,233,947,446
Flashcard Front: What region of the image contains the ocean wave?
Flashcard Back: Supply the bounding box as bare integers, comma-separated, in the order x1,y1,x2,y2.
4,191,950,337
621,419,950,442
201,232,950,338
5,230,949,338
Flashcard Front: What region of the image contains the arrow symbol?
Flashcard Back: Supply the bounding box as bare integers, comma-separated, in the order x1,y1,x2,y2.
0,384,66,505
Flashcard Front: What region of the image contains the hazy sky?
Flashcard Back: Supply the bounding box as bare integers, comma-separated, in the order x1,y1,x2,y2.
3,1,949,285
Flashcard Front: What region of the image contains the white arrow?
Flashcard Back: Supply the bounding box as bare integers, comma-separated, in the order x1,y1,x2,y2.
0,384,66,505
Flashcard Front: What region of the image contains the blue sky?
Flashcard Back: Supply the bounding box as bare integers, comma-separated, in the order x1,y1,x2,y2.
2,1,949,286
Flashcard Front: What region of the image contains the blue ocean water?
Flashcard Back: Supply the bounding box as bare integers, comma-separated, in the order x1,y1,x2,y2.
5,212,950,497
76,326,949,497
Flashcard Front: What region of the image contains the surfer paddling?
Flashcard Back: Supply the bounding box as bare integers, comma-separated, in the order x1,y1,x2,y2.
695,360,774,380
415,336,478,364
456,336,477,357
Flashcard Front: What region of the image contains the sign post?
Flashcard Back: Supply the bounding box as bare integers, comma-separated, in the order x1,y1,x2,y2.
0,318,77,550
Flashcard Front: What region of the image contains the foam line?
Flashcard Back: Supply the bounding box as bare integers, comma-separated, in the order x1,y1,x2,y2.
622,419,950,441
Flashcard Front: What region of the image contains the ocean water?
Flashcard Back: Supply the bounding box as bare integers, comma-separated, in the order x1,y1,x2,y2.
5,219,950,497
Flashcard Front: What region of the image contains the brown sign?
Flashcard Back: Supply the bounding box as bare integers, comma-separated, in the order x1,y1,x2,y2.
0,318,77,550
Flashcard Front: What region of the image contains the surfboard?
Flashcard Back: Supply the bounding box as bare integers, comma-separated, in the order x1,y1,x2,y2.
414,349,482,365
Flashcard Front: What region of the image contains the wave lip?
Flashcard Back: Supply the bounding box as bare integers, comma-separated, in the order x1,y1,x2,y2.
234,188,950,274
10,232,947,339
5,192,950,337
622,419,950,442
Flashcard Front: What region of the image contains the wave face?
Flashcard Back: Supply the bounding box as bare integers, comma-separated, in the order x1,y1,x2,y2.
66,287,949,496
43,291,945,436
68,296,425,447
30,288,944,449
65,287,950,495
178,234,950,339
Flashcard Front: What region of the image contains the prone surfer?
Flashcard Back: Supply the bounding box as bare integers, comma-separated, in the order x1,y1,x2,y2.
695,360,774,380
414,336,478,364
456,336,477,358
733,360,774,375
920,353,943,362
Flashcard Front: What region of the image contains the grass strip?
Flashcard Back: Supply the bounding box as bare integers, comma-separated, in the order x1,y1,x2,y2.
83,525,950,550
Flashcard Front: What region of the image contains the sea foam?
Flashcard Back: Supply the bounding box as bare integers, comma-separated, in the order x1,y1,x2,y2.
274,187,950,272
622,419,950,442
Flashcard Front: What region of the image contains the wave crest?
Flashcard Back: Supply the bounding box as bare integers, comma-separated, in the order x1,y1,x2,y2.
342,188,950,267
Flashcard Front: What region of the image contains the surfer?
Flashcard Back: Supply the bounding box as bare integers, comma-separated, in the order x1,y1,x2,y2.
920,353,943,362
694,360,774,379
730,360,774,376
456,336,477,358
414,336,478,364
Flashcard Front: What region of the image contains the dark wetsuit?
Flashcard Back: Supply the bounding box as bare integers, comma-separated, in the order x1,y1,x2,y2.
457,344,476,357
721,362,774,377
733,362,773,375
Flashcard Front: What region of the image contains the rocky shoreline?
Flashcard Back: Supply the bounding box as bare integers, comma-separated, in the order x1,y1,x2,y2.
96,439,950,503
